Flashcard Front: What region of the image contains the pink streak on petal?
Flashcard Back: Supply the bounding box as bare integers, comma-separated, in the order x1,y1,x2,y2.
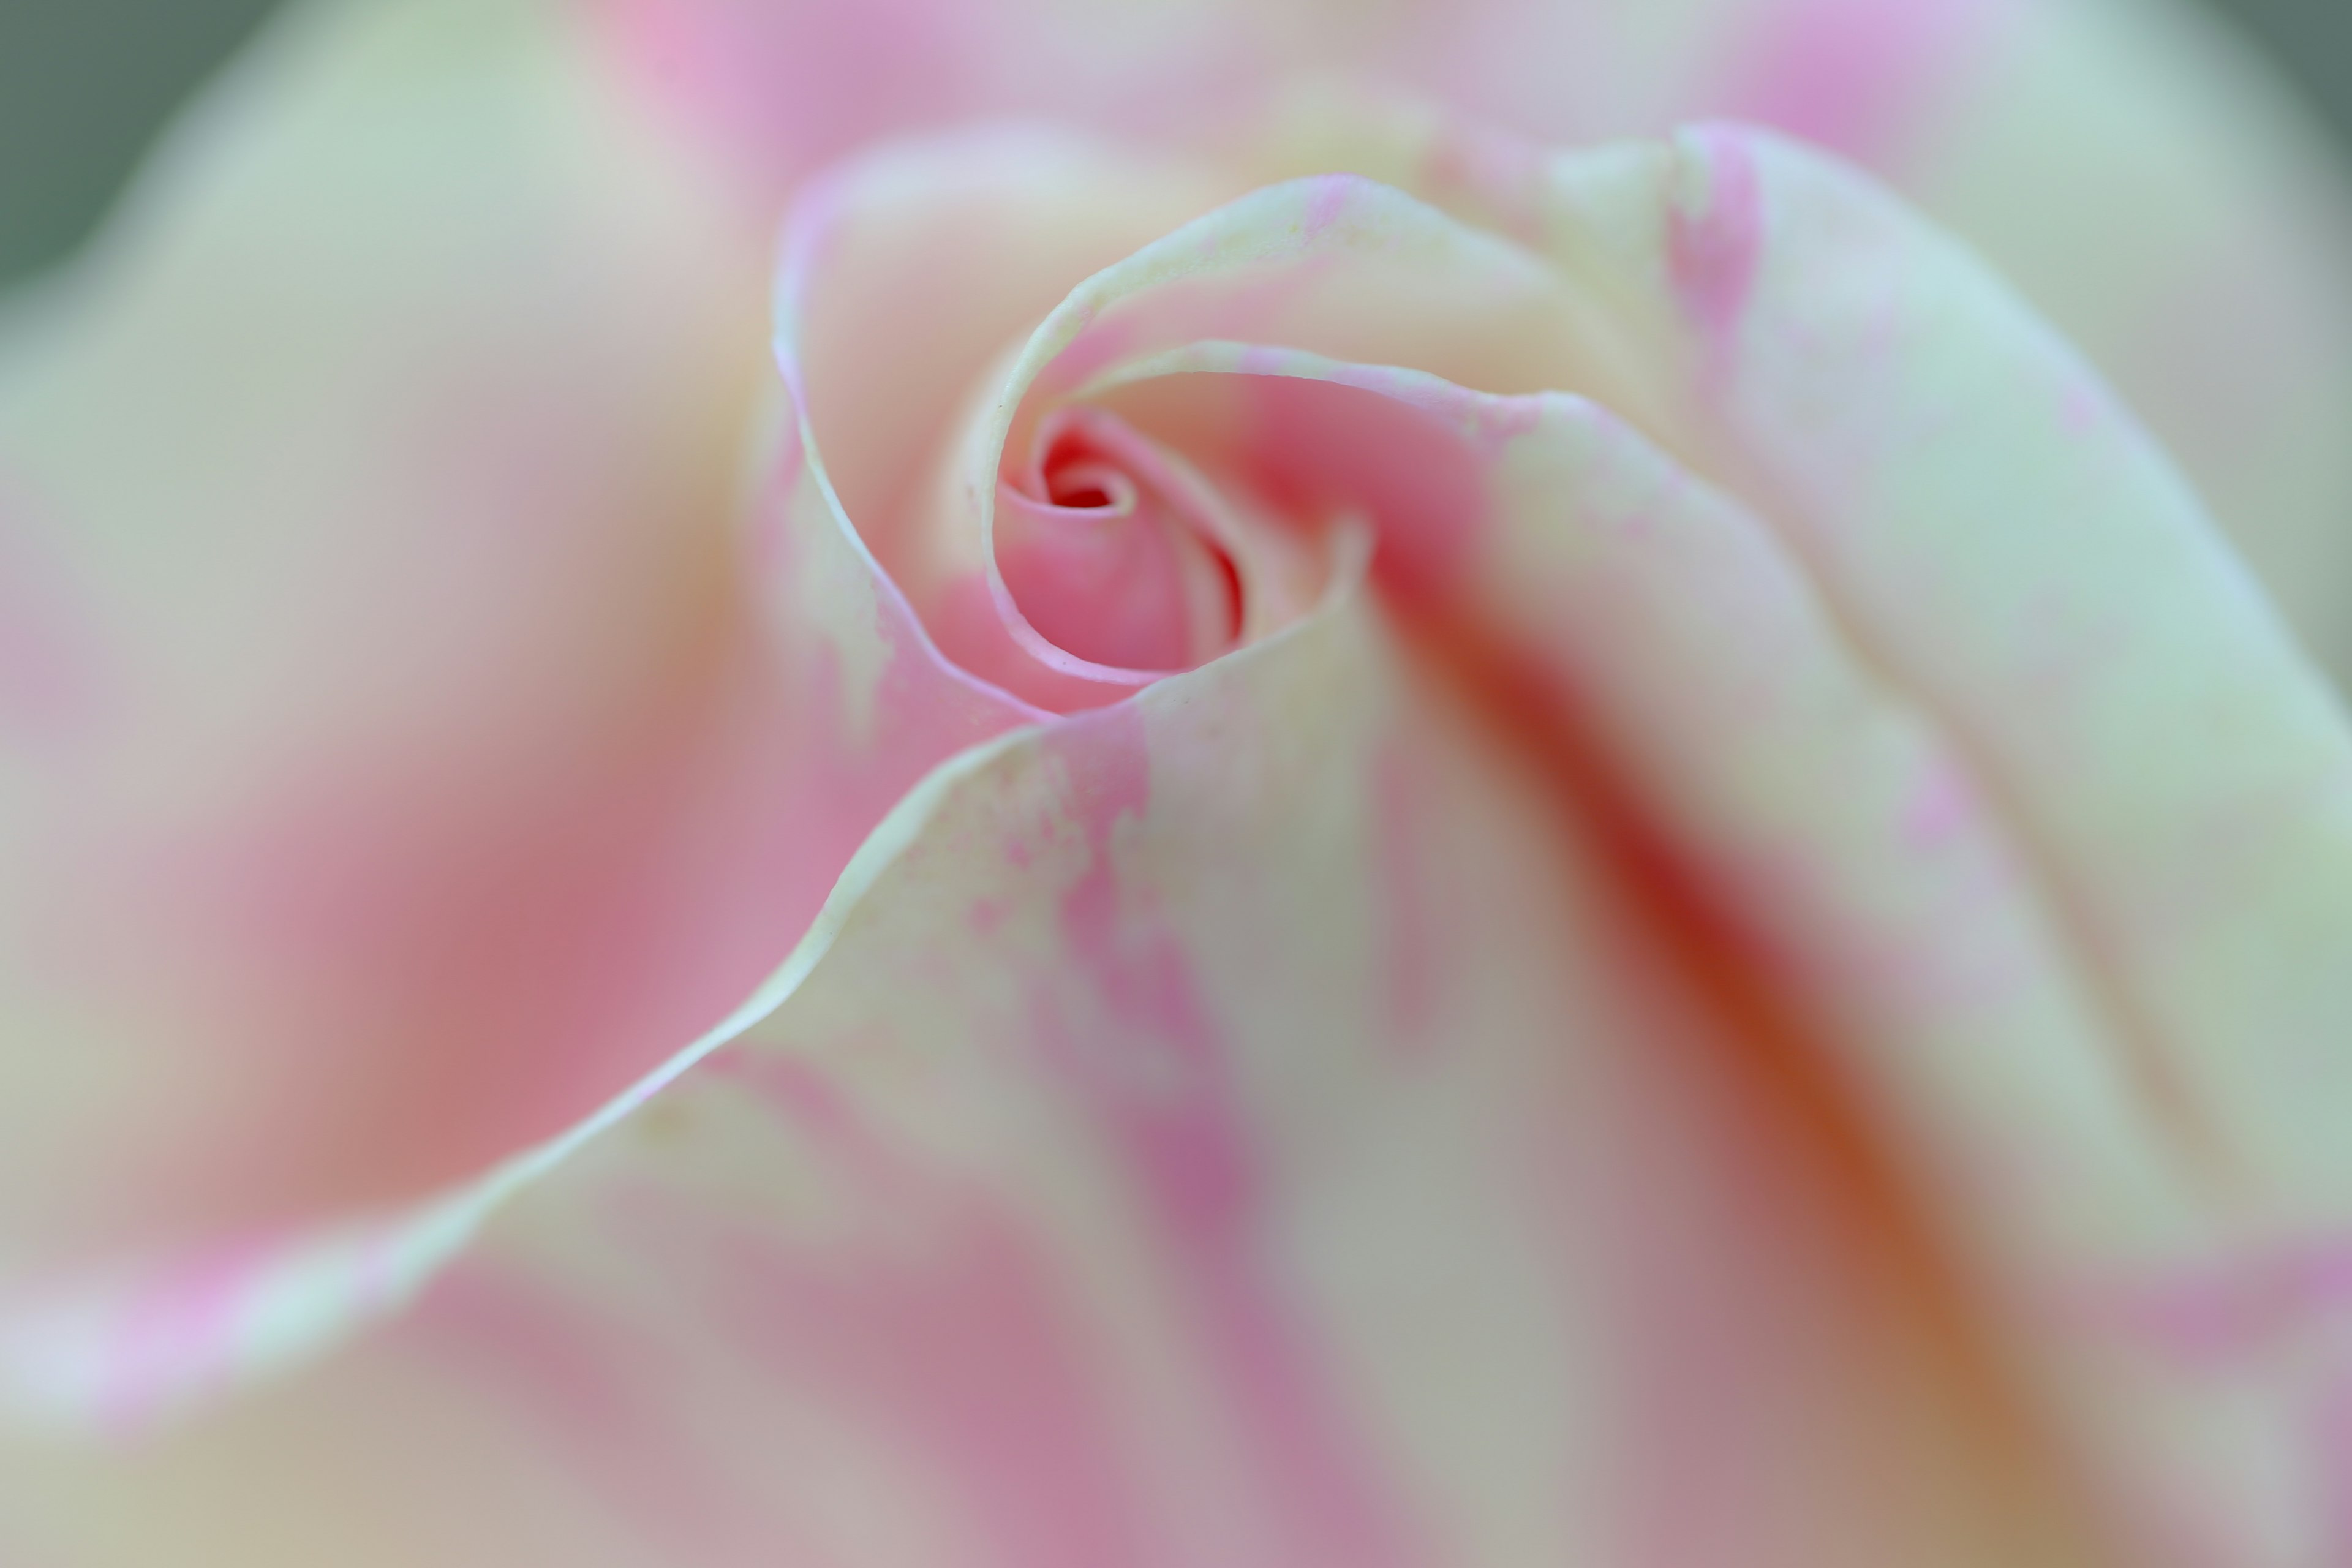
2106,1238,2352,1369
1670,126,1766,382
688,1049,1173,1568
1713,0,2002,168
1300,175,1355,245
1035,707,1429,1568
86,1237,279,1438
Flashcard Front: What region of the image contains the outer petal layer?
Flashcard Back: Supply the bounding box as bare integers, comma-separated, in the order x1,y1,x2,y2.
600,0,2352,680
7,0,2351,1556
0,0,776,1270
0,0,1036,1295
15,122,2352,1567
1045,129,2352,1559
0,573,2103,1568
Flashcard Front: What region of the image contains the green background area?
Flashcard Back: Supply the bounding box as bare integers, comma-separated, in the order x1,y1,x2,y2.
0,0,2347,286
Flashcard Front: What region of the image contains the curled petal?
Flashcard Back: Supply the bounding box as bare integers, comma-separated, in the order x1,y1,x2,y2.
0,0,799,1272
0,0,1039,1319
0,571,2104,1566
993,407,1244,676
10,4,2352,1556
998,123,2352,1557
609,0,2352,682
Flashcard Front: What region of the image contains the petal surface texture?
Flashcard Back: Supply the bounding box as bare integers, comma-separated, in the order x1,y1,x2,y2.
10,91,2352,1568
7,1,2352,1566
603,0,2352,685
0,0,1031,1281
2,564,2108,1568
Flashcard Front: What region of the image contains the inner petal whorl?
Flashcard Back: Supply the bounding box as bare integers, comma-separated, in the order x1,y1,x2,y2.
994,406,1243,674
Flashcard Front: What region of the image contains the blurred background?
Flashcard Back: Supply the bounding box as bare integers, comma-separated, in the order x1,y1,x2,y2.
1,0,2348,288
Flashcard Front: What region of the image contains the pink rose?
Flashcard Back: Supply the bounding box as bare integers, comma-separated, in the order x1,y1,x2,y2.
4,0,2352,1563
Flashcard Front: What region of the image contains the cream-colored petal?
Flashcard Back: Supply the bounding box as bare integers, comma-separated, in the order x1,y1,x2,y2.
597,0,2352,681
0,573,2102,1567
0,0,1028,1293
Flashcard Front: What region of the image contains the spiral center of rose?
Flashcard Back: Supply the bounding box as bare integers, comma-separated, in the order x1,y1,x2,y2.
993,406,1245,674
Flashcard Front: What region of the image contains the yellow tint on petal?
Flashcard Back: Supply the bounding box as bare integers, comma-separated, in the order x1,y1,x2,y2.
6,0,2352,1560
0,564,2106,1567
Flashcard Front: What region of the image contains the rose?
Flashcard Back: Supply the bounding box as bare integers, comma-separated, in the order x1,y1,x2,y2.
4,0,2352,1563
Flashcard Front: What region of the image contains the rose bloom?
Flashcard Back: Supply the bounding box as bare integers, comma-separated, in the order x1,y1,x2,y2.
4,0,2352,1562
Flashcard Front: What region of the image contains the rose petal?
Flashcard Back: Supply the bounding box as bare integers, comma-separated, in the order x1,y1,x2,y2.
6,2,2349,1556
1004,123,2352,1553
0,575,2105,1567
1583,126,2352,1204
773,129,1259,712
0,0,1025,1283
1546,130,2352,1553
18,115,2349,1562
1890,0,2352,681
991,407,1245,676
605,0,2352,682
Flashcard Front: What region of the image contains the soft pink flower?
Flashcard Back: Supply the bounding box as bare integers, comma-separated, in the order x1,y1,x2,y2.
3,1,2351,1564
